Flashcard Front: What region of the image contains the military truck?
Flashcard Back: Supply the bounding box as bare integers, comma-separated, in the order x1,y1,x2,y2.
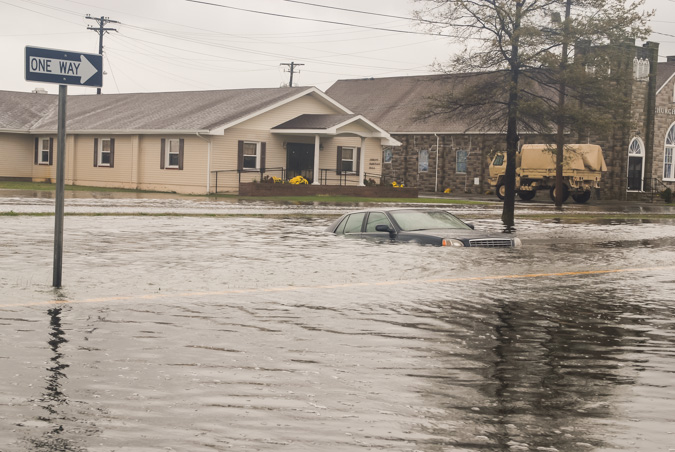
488,144,607,203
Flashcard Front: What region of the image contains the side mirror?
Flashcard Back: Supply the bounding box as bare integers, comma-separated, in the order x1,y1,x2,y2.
375,224,396,236
466,223,475,230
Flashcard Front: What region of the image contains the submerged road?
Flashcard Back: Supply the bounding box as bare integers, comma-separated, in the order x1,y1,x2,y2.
1,194,675,451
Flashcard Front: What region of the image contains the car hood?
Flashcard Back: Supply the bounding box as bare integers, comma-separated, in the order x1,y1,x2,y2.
402,228,490,238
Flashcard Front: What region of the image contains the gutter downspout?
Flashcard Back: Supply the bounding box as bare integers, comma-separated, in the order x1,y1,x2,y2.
196,132,212,194
464,136,472,193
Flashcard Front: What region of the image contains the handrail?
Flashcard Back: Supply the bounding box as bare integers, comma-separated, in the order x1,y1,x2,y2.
319,169,389,186
210,167,391,193
646,177,670,202
210,167,285,194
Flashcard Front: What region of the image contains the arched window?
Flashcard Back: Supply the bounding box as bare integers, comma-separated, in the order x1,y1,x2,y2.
629,137,644,156
665,124,675,180
628,137,645,191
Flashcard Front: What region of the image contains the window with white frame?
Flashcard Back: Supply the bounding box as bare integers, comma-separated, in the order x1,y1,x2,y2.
166,139,180,168
665,124,675,180
94,138,114,168
160,138,184,170
341,147,355,173
242,141,260,170
629,137,644,156
456,149,468,173
37,137,51,165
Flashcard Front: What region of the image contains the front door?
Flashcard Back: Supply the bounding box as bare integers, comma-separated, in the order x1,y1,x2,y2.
286,143,315,182
627,156,643,191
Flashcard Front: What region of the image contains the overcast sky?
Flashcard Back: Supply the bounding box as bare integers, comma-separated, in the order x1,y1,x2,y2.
2,0,673,95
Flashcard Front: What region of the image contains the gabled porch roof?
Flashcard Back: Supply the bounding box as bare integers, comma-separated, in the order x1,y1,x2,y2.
271,114,401,146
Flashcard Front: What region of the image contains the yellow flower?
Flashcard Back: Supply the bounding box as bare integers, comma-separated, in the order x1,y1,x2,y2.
289,176,309,185
444,188,452,193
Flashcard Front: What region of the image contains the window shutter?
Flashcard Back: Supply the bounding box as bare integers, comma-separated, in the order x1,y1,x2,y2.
178,139,184,170
93,138,99,167
109,139,115,168
49,138,54,166
356,147,361,174
336,146,343,175
160,139,166,169
34,138,39,165
260,142,266,172
237,140,244,171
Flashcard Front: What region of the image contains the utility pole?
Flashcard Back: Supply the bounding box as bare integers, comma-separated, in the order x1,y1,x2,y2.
280,62,304,87
554,0,572,209
86,15,119,94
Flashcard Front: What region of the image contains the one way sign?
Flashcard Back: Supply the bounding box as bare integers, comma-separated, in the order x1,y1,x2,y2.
25,46,103,87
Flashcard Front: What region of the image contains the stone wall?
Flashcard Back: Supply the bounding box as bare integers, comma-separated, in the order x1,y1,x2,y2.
382,133,552,195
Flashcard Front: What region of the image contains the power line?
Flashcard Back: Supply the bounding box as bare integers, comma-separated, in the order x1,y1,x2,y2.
185,0,451,37
281,0,446,25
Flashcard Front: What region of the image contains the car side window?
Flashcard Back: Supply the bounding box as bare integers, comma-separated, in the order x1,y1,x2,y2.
334,216,349,235
365,212,392,232
343,212,366,234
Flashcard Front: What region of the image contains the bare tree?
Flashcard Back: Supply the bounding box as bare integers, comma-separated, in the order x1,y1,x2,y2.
414,0,651,224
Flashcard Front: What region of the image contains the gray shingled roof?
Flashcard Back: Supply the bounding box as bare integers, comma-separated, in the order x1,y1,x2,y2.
0,87,309,133
657,62,675,93
273,114,358,130
326,74,482,134
328,63,675,134
0,90,58,131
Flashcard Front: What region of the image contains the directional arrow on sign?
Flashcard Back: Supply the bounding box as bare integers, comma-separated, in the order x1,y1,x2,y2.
25,46,103,87
28,55,99,84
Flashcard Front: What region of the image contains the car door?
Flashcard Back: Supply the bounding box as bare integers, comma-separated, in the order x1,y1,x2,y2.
338,212,367,239
362,211,395,242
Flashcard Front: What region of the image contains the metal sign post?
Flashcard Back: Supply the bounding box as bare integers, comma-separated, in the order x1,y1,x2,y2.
25,46,103,288
53,85,67,288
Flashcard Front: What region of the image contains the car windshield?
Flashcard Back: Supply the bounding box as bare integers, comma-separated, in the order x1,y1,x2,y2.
389,210,471,231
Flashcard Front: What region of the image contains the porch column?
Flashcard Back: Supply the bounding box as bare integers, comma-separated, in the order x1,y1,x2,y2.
313,134,320,185
358,137,366,186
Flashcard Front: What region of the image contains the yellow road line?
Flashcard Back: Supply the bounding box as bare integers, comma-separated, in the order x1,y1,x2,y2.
3,265,673,309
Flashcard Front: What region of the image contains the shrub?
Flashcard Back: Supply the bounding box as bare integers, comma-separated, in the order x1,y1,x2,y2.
660,188,673,203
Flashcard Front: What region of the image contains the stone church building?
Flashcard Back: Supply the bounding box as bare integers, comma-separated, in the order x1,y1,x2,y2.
327,40,675,201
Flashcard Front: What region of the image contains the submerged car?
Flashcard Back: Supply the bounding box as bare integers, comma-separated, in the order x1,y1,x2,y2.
326,208,521,248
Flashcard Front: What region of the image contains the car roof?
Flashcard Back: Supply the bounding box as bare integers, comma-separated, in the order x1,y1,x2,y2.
343,207,447,214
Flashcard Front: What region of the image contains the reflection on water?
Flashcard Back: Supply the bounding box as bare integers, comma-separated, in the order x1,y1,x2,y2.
42,308,69,415
1,214,674,450
24,308,85,452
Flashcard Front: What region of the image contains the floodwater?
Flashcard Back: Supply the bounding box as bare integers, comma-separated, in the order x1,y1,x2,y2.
1,194,675,451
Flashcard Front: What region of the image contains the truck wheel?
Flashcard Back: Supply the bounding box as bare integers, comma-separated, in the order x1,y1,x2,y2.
517,190,536,201
549,185,569,203
496,183,506,200
572,190,591,204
